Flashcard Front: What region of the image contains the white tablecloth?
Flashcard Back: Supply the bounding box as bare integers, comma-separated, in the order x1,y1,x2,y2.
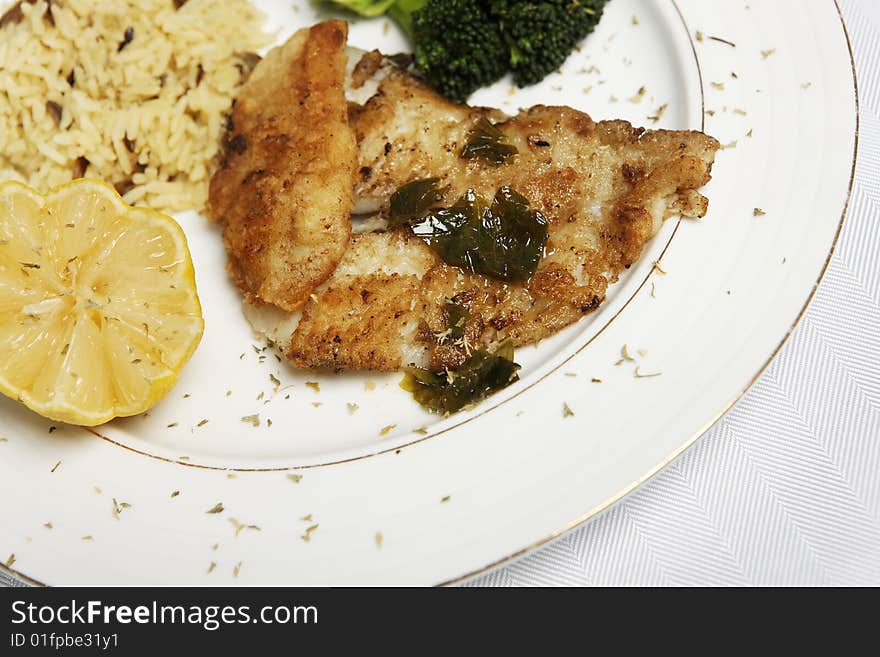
3,0,877,588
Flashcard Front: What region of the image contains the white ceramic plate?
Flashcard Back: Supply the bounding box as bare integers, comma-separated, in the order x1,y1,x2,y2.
0,0,857,585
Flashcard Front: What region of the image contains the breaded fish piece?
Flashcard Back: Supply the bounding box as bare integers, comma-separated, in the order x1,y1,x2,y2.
284,67,719,371
207,21,357,311
287,230,437,370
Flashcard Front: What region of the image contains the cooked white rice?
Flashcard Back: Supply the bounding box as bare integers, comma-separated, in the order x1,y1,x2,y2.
0,0,270,212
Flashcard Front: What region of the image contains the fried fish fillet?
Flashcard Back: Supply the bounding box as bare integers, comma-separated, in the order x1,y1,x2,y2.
207,21,357,312
282,65,719,371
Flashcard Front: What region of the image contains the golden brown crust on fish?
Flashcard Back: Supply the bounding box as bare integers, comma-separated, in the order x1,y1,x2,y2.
207,21,357,312
288,273,423,371
285,230,435,370
285,68,719,372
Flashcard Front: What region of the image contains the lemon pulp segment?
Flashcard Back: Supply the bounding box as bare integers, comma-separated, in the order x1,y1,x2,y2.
0,180,204,426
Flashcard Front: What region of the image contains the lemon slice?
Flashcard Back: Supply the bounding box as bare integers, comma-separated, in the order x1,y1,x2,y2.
0,179,204,426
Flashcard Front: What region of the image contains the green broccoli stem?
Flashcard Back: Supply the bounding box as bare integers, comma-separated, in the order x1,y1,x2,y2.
387,0,428,40
320,0,399,18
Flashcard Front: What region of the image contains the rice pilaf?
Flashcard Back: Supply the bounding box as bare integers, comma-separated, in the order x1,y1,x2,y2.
0,0,270,212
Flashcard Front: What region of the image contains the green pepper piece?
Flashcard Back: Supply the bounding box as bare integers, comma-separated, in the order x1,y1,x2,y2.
401,340,521,414
411,187,548,282
388,178,446,227
461,118,518,165
443,300,470,342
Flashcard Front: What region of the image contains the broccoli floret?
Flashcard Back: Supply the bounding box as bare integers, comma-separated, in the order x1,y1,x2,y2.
322,0,608,100
323,0,508,102
396,0,510,103
492,0,607,87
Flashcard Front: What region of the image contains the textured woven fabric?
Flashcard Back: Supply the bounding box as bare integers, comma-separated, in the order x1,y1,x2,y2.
1,0,877,589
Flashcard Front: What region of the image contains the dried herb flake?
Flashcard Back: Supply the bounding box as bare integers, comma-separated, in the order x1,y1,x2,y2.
241,414,260,427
